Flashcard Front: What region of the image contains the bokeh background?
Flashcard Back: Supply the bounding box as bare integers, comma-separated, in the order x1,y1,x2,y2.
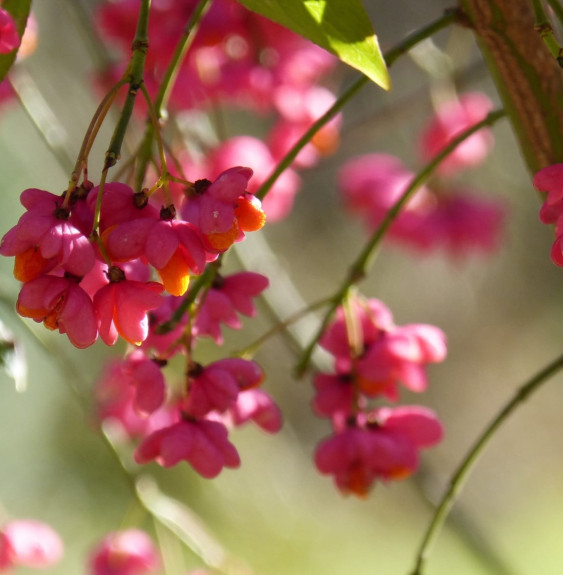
1,1,563,574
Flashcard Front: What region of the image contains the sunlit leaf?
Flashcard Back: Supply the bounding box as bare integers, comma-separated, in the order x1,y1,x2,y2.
0,0,33,84
235,0,390,90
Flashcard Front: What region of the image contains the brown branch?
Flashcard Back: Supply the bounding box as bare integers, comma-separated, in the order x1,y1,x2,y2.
459,0,563,173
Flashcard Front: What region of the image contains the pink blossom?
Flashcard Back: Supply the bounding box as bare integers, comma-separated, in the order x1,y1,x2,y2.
16,274,98,348
228,388,282,433
134,418,241,478
184,358,264,418
418,92,494,175
97,0,335,112
204,136,301,222
194,271,268,343
88,182,159,234
269,85,341,168
0,519,63,570
339,154,505,257
183,166,252,236
93,267,163,345
0,8,19,54
533,163,563,224
89,529,159,575
320,298,446,400
94,360,175,439
0,188,95,281
314,406,443,496
312,373,357,418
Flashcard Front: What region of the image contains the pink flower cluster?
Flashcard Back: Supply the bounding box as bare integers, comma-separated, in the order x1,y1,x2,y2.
0,519,63,572
533,163,563,265
0,165,280,480
0,167,265,348
313,297,445,496
340,92,505,258
96,0,340,222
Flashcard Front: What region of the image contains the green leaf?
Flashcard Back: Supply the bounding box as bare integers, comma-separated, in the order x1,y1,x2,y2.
235,0,390,90
0,0,33,84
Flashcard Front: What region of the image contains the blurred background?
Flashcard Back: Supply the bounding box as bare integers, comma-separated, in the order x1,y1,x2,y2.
1,1,563,574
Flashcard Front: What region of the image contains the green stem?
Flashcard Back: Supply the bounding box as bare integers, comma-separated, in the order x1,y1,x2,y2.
105,0,151,171
255,8,459,201
532,0,563,66
134,0,211,190
294,109,506,377
410,350,563,575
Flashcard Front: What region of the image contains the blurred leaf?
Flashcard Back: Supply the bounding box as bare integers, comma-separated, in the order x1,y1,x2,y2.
0,0,32,84
235,0,390,90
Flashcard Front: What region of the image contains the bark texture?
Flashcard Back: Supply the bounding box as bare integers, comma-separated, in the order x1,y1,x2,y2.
459,0,563,173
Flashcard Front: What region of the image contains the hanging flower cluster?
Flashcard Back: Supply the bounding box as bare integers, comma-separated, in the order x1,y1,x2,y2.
313,296,445,496
339,92,506,258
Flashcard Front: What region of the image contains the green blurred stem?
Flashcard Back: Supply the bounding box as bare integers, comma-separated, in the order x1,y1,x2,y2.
255,8,459,201
134,0,211,190
410,351,563,575
532,0,563,66
294,109,506,377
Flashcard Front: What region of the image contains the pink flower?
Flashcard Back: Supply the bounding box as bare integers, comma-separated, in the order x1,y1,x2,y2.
418,92,494,175
228,389,283,433
204,136,300,222
16,274,98,348
94,360,175,439
320,298,446,400
533,163,563,224
183,166,252,239
314,406,443,496
0,188,95,281
194,271,268,343
0,520,63,570
0,8,19,54
339,154,505,257
269,85,341,168
312,373,357,418
184,358,264,418
93,267,163,345
134,418,241,478
89,529,159,575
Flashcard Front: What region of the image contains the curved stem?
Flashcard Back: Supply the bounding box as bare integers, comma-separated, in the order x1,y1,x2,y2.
294,108,506,377
255,8,460,201
410,350,563,575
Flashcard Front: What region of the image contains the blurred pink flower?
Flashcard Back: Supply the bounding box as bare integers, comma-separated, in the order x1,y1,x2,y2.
315,406,443,496
228,389,283,433
0,519,63,570
89,529,159,575
134,418,241,478
419,92,494,175
184,358,264,418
